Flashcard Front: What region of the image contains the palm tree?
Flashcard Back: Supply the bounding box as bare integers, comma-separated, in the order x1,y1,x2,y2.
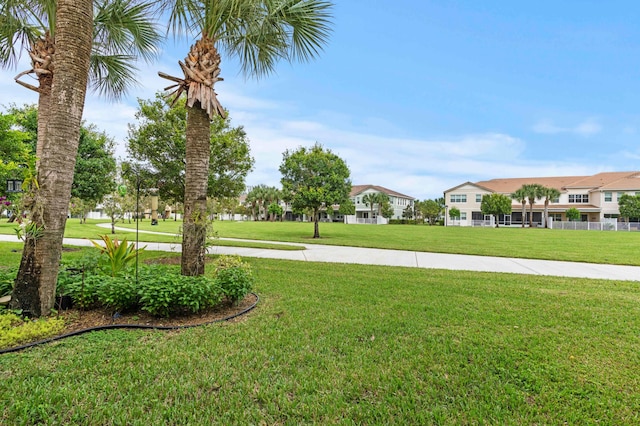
540,186,561,228
510,187,528,228
3,0,160,317
362,193,376,223
7,0,93,317
523,183,544,227
374,192,389,218
2,0,160,169
159,0,333,276
264,186,281,221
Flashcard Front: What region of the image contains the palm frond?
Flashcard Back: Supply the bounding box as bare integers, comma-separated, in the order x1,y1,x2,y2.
276,0,333,62
89,53,138,101
219,0,333,79
0,0,50,68
93,0,162,63
162,0,205,39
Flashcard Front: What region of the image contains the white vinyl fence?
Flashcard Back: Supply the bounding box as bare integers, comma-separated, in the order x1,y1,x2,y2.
551,221,640,231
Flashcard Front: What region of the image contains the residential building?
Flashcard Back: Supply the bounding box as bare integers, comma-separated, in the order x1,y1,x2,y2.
444,171,640,226
348,185,415,224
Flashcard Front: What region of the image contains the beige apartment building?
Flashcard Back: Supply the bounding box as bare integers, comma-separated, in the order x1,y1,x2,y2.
443,171,640,226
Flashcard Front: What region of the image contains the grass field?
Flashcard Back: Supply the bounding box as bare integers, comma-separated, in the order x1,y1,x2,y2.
3,218,638,265
1,244,639,424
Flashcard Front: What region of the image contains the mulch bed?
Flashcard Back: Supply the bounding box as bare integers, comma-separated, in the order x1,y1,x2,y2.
55,292,258,335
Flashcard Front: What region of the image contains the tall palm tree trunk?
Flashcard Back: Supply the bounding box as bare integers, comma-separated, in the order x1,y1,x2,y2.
521,202,526,228
181,104,211,276
12,0,93,317
529,203,534,227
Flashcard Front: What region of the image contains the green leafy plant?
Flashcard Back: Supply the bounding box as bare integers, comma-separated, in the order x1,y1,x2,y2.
213,255,254,304
90,235,145,277
137,266,222,317
14,221,45,241
60,274,105,309
96,275,139,313
0,311,65,349
0,267,16,297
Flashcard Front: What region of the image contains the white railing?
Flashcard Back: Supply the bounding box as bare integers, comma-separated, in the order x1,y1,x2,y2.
551,221,640,231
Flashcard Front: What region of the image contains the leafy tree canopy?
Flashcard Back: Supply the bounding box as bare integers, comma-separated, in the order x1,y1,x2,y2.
448,206,461,219
0,112,31,199
420,199,443,225
566,207,581,221
1,105,116,207
481,193,512,227
618,194,640,221
280,142,351,238
71,124,117,205
127,93,254,203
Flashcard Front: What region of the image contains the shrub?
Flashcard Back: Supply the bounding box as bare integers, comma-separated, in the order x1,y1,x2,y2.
0,311,65,349
60,264,230,317
137,266,223,317
61,274,105,309
96,275,139,312
213,255,254,304
173,276,223,314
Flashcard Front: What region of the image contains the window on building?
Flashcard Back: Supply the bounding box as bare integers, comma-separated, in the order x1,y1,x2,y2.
451,194,467,203
460,212,467,220
550,213,562,221
604,192,612,202
617,192,625,201
568,194,589,203
476,194,482,203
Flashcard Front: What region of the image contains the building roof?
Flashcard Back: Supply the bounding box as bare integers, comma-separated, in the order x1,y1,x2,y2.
474,176,587,194
451,171,640,195
350,184,414,200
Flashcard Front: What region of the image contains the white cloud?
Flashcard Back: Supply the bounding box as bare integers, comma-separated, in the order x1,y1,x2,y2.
238,109,596,200
0,64,619,201
532,118,602,136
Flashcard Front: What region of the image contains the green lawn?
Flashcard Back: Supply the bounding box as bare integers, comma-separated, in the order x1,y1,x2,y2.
1,246,639,424
8,218,636,266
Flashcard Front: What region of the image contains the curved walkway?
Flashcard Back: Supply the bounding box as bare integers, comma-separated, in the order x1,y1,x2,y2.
2,230,640,282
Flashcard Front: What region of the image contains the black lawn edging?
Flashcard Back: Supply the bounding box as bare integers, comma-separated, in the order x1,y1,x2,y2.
0,292,259,355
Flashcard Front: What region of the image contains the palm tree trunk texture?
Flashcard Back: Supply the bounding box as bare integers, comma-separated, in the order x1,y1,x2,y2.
181,104,211,276
529,203,534,227
12,0,93,317
35,33,55,171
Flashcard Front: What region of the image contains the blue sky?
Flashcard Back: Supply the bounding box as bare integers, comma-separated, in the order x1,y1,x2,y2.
2,1,640,200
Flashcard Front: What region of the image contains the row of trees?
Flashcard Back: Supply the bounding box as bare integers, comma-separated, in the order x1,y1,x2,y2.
2,0,334,316
402,198,445,225
461,184,581,228
510,183,560,228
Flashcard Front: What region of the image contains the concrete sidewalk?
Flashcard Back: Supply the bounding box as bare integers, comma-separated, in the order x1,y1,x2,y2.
1,233,639,282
